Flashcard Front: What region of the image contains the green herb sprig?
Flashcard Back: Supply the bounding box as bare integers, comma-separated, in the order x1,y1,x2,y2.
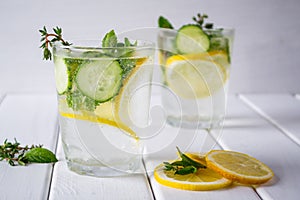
0,138,58,166
163,147,206,175
192,13,214,29
102,30,137,57
158,13,214,30
39,26,71,60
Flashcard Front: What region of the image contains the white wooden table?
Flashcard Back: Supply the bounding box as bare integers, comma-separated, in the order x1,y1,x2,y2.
1,93,300,200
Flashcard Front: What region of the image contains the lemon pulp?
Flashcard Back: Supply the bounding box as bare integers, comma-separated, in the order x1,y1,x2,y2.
164,51,229,99
206,150,274,184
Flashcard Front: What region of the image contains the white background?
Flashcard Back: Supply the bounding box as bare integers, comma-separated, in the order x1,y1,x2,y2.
0,0,299,94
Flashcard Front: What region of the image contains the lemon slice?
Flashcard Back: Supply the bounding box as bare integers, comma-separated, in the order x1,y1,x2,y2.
114,57,150,129
206,150,274,185
165,52,227,99
60,102,137,139
154,154,232,191
205,51,230,69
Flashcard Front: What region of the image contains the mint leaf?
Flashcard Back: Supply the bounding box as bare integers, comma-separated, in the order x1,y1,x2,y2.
23,148,58,163
119,58,137,77
124,37,131,47
176,147,206,169
102,30,117,48
175,166,197,175
158,16,174,29
209,36,230,63
66,90,99,112
163,147,206,175
209,37,229,52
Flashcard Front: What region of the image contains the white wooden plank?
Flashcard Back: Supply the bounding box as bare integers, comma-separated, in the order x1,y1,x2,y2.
240,94,300,146
211,95,300,200
49,137,154,200
150,183,260,200
143,95,224,171
143,96,259,200
0,94,59,200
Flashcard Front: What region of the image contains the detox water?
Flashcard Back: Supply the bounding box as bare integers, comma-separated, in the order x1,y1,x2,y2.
158,29,234,129
53,40,154,177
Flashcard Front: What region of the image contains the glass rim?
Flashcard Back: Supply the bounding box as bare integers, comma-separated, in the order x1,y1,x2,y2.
53,39,155,51
158,27,235,37
159,27,235,31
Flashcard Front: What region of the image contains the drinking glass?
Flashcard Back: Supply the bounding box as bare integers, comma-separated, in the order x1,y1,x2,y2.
158,28,234,129
53,39,154,176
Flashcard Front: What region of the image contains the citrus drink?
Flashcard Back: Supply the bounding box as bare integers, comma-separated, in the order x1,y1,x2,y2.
158,28,234,128
53,40,154,176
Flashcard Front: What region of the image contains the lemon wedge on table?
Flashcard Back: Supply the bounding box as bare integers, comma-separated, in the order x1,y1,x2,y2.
164,51,228,99
154,154,232,191
206,150,274,185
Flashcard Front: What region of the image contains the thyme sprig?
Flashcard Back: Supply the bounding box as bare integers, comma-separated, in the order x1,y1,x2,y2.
39,26,71,60
192,13,214,29
164,147,206,175
0,138,57,166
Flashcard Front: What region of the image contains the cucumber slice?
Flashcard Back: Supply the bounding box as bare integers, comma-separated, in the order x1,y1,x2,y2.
175,25,210,54
54,56,70,94
75,59,123,102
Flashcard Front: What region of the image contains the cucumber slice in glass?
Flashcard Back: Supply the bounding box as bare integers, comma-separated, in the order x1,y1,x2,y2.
75,59,123,102
54,56,70,94
175,25,210,54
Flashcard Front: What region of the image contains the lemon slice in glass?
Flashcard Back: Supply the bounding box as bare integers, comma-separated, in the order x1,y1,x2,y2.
114,58,150,130
165,52,227,99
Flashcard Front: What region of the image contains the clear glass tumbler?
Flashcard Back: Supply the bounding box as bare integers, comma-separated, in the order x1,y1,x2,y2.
158,28,234,129
53,40,154,177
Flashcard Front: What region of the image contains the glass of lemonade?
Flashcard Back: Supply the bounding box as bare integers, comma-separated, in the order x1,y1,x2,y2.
53,39,154,177
158,27,234,129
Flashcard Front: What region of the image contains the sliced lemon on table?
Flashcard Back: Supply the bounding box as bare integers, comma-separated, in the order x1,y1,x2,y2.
154,154,232,191
206,150,274,185
164,52,228,99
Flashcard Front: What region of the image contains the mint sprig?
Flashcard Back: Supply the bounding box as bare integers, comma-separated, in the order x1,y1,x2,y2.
158,13,214,30
102,30,118,48
102,30,137,57
0,138,57,166
164,147,206,175
102,30,139,77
